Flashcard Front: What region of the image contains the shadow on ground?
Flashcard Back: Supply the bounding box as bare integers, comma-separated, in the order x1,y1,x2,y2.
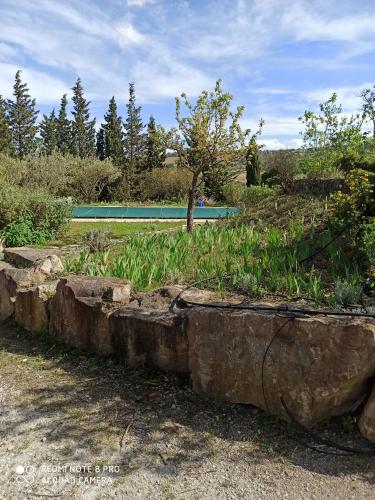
0,321,374,486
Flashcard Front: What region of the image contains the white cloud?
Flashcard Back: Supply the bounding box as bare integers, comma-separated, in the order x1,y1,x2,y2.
242,116,302,138
305,83,373,114
282,5,375,44
261,139,288,150
116,23,147,46
127,0,154,6
0,63,70,103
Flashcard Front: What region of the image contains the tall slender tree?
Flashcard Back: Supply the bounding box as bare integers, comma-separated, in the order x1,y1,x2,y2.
123,83,145,196
96,128,106,160
0,96,13,155
102,96,124,164
56,94,72,154
7,70,38,159
245,138,261,187
71,78,96,157
143,115,166,172
40,109,58,155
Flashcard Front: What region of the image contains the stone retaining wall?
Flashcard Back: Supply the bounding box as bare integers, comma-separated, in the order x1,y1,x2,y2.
0,247,374,443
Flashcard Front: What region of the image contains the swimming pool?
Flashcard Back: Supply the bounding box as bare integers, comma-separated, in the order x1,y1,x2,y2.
72,206,239,220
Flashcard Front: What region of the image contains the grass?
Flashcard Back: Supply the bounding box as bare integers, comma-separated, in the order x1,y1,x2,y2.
45,221,186,246
64,219,363,305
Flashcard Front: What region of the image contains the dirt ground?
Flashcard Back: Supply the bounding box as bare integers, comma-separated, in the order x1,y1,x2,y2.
0,322,374,500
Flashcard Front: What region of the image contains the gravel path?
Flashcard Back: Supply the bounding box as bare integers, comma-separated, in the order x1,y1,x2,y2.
0,323,374,499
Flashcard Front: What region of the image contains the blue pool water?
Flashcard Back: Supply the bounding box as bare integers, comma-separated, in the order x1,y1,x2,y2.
73,206,239,219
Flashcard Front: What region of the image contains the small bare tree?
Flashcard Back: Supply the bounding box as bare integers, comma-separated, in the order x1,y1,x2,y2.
171,80,254,232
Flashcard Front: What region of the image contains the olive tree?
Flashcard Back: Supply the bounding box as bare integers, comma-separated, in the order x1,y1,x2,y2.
171,80,252,231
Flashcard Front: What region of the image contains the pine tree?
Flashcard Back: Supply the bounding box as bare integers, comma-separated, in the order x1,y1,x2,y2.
123,83,145,196
0,96,13,155
103,96,124,165
7,70,39,159
144,115,166,172
40,109,58,155
71,78,96,158
56,94,72,154
96,128,106,160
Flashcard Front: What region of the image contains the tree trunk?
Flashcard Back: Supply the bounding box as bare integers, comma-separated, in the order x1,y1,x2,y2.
187,174,198,232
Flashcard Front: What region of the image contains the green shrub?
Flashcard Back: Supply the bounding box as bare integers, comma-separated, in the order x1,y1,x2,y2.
0,182,72,246
139,167,192,201
222,183,276,207
333,279,362,307
0,218,50,247
328,169,374,230
0,153,121,203
222,182,246,206
298,151,339,179
261,150,300,191
242,185,277,207
362,222,375,271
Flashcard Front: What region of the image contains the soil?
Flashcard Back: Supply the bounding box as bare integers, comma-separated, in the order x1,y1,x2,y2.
0,322,374,499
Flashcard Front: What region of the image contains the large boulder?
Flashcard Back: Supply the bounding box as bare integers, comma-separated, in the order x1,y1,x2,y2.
187,307,375,426
110,308,188,372
4,247,61,268
15,281,58,333
49,276,132,355
359,386,375,443
0,267,47,320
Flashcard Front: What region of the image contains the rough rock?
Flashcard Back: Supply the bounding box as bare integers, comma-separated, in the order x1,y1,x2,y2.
53,276,132,303
4,247,61,268
359,386,375,443
32,255,64,274
181,287,217,304
49,276,132,355
0,268,47,320
110,308,188,372
187,307,375,426
15,281,58,333
0,261,14,272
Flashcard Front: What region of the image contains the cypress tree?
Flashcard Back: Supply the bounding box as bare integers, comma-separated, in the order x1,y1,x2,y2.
246,138,261,186
56,94,72,154
123,83,145,196
7,70,39,159
40,109,58,155
0,96,13,155
96,128,106,160
71,78,96,158
144,115,166,172
103,96,124,165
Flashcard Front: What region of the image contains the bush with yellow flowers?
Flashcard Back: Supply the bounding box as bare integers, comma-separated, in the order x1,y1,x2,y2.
329,169,374,229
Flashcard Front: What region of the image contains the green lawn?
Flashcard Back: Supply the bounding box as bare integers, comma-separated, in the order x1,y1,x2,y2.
48,221,185,246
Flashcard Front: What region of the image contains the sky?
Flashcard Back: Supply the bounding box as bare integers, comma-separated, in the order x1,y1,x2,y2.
0,0,374,149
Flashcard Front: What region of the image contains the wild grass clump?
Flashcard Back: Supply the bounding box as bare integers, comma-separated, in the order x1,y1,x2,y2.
65,221,362,305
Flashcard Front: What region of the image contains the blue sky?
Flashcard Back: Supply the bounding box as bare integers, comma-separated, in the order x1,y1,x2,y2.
0,0,374,148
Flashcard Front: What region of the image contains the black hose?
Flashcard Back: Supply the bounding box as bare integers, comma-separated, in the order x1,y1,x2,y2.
280,396,375,456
